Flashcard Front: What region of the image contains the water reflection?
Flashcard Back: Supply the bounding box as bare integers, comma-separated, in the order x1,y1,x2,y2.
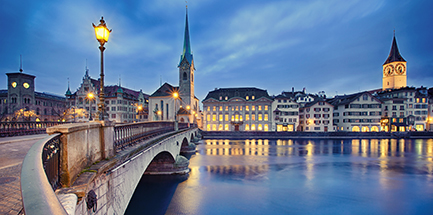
126,138,433,215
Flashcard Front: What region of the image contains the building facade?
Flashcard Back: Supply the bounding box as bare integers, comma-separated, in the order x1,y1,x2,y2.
299,101,334,132
271,94,300,132
65,69,148,123
329,92,382,132
202,88,273,131
0,70,66,122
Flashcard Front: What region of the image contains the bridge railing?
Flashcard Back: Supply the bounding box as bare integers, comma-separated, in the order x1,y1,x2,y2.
114,121,190,151
21,133,68,215
0,121,68,137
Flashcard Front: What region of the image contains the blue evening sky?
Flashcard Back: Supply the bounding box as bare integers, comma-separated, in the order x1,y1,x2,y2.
0,0,432,101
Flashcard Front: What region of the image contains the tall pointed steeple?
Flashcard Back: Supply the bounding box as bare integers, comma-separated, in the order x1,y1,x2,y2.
65,78,72,96
179,7,193,66
383,34,406,65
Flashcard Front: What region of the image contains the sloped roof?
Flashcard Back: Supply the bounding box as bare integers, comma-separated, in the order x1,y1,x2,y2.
150,83,179,97
203,87,272,102
384,36,406,65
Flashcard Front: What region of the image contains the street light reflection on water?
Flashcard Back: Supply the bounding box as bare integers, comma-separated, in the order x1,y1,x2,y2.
126,138,433,215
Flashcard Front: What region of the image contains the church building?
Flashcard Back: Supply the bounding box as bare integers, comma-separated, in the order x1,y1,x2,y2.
149,8,199,124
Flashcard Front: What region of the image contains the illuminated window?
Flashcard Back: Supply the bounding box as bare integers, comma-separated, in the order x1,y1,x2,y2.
246,96,249,100
258,106,262,111
265,106,268,111
417,98,420,103
225,96,228,100
277,124,283,131
264,124,269,131
264,114,268,121
219,114,223,121
245,124,250,130
225,114,229,121
219,106,223,111
213,106,216,111
252,115,256,121
236,106,239,111
207,124,211,131
258,114,263,121
212,124,217,131
235,114,239,121
207,106,210,111
225,106,229,111
240,115,243,121
218,124,223,131
240,106,243,111
252,96,255,100
246,106,250,111
422,98,426,103
252,106,256,111
231,115,234,121
212,114,216,121
258,124,263,130
206,114,210,122
225,124,229,131
251,124,256,130
245,114,250,121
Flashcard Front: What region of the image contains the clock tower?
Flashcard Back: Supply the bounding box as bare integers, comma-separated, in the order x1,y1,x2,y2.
382,34,407,90
7,69,36,116
178,8,195,112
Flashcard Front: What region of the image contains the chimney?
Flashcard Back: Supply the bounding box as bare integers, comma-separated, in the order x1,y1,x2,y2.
292,87,294,93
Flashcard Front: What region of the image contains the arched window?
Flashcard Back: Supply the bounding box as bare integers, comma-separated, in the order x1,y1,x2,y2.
183,72,187,80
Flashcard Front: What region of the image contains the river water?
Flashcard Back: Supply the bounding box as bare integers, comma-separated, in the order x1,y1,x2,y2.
125,138,433,215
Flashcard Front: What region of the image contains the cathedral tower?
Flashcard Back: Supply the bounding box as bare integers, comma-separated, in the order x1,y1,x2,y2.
178,7,195,111
382,34,407,90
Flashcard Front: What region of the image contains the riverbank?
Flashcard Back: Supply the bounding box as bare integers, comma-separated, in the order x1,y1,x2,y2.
201,131,433,139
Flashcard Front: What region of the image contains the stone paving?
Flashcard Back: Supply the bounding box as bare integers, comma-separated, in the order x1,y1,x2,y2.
0,134,48,215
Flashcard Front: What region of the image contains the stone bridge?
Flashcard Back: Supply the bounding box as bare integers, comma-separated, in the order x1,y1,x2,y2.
20,121,199,215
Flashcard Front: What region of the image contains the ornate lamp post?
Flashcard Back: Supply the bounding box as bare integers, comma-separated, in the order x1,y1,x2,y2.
87,92,94,121
92,17,112,121
173,92,179,130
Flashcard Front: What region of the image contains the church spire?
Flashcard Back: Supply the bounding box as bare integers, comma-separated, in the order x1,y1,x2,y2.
179,7,193,66
383,34,406,65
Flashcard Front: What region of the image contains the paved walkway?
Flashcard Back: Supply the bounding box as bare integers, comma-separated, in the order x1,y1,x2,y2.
0,134,48,215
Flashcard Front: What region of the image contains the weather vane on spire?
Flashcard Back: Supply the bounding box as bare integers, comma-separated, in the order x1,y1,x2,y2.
186,1,188,8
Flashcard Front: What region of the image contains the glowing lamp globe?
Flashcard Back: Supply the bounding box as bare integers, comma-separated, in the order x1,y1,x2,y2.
92,17,112,45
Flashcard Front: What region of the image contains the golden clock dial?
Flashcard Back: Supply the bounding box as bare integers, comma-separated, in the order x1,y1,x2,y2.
383,65,394,77
11,82,17,88
395,63,405,75
23,82,30,89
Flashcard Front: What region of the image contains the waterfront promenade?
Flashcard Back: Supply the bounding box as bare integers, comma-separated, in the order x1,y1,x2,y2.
0,134,48,215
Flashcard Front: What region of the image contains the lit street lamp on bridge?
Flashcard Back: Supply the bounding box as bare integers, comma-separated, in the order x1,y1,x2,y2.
87,92,95,121
92,16,112,121
173,92,179,130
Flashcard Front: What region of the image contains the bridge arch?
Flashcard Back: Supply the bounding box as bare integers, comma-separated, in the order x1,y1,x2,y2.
145,151,176,174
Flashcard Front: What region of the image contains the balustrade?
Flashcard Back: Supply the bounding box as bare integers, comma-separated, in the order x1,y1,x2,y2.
0,121,67,137
114,121,190,151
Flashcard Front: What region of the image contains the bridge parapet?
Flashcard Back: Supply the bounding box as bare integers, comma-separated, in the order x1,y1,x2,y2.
46,121,115,186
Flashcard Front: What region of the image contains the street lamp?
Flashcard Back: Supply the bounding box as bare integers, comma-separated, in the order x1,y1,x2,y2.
92,16,112,121
87,92,94,121
173,92,179,130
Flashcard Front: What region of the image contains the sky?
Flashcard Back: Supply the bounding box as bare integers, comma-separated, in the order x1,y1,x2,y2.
1,0,432,102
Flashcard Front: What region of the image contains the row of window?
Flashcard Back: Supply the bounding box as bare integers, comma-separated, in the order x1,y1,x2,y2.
206,113,269,122
334,119,381,123
344,104,382,109
276,104,299,108
206,123,269,131
300,107,330,113
300,114,330,119
206,105,269,112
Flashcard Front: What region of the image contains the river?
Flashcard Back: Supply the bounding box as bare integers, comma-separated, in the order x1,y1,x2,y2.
125,138,433,215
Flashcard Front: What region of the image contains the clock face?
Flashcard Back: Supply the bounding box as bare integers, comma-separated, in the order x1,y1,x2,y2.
11,82,17,88
395,63,405,75
23,82,30,89
383,65,393,77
